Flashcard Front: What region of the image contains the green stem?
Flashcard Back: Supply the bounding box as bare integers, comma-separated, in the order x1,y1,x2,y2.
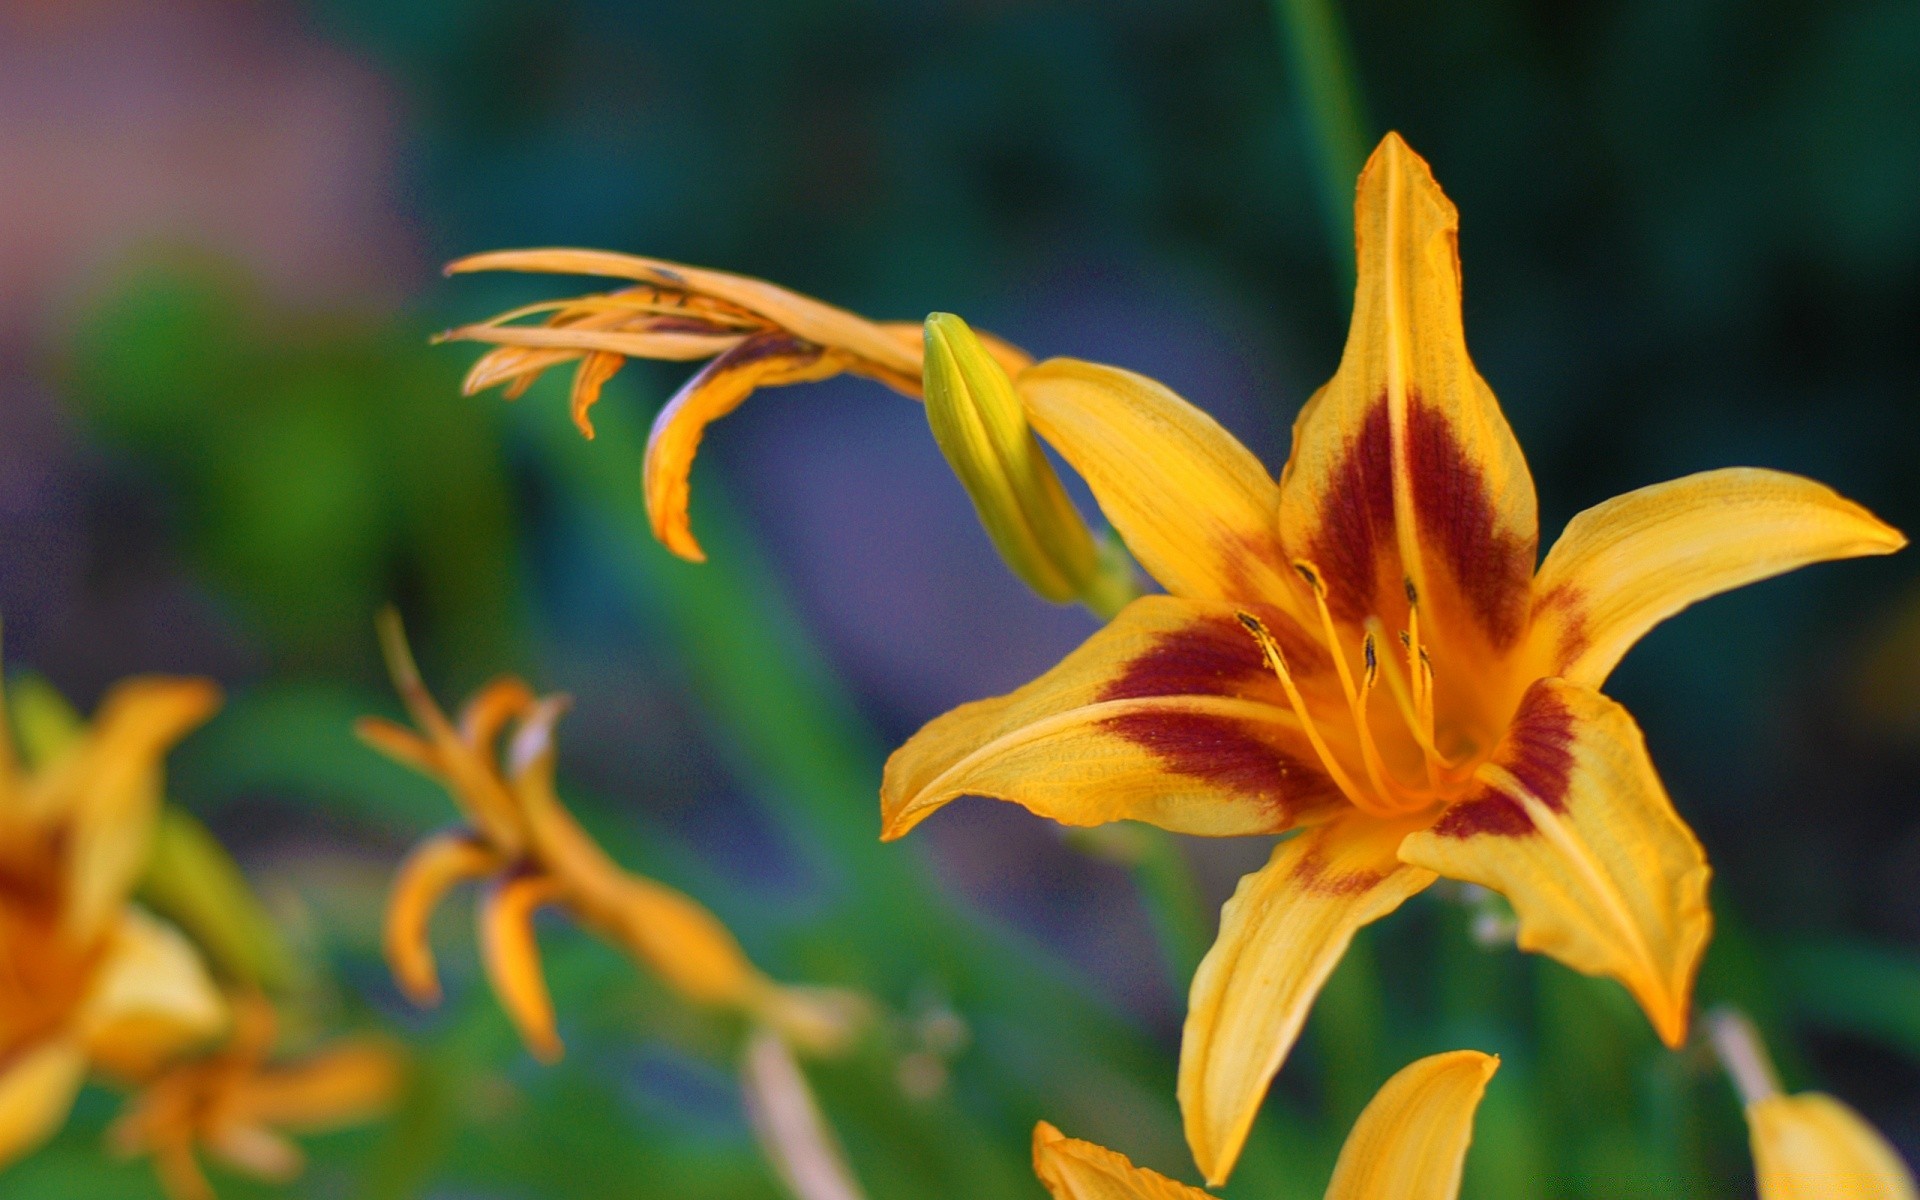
1270,0,1372,288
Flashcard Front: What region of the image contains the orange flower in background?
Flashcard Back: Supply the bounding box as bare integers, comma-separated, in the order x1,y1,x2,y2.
109,995,401,1200
358,612,861,1062
0,664,226,1169
445,136,1905,1184
1033,1049,1497,1200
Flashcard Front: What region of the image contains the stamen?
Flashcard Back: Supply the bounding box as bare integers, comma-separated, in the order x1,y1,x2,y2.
1293,562,1403,807
1235,612,1397,819
1365,616,1452,787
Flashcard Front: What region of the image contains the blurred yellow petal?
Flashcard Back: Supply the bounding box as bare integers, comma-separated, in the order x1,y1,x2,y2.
1180,813,1437,1186
645,333,844,561
384,831,502,1006
1322,1050,1499,1200
230,1038,403,1134
204,1122,304,1183
1748,1093,1919,1200
0,1036,86,1169
1031,1121,1212,1200
1017,358,1296,605
1399,679,1710,1047
1530,467,1905,687
48,676,220,940
477,872,565,1063
78,907,227,1079
1276,133,1535,656
923,313,1102,605
882,595,1344,841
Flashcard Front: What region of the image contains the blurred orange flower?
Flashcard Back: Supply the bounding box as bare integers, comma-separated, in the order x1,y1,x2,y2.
0,666,226,1169
1033,1049,1497,1200
358,612,861,1062
109,995,401,1200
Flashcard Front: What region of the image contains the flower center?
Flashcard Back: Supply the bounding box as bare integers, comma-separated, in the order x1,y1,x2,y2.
1237,563,1470,820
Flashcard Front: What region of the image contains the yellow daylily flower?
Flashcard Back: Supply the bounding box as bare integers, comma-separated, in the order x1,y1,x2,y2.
0,666,227,1170
108,994,401,1200
886,135,1903,1184
1709,1009,1919,1200
358,612,860,1062
437,248,1030,565
1034,1049,1497,1200
441,136,1904,1184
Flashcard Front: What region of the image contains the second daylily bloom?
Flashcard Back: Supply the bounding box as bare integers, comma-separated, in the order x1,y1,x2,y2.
109,995,402,1200
0,666,227,1170
358,613,859,1061
1033,1049,1497,1200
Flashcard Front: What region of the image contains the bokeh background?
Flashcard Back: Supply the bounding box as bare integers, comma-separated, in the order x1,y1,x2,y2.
3,0,1918,1196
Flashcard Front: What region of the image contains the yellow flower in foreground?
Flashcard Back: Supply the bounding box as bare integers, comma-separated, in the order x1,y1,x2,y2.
1035,1049,1497,1200
109,995,401,1200
0,667,226,1169
442,135,1904,1183
1710,1009,1919,1200
358,613,859,1061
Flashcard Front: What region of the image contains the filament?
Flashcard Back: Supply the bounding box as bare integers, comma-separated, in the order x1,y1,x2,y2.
1236,612,1398,819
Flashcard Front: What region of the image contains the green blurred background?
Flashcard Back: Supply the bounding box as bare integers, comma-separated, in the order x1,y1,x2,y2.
2,0,1917,1195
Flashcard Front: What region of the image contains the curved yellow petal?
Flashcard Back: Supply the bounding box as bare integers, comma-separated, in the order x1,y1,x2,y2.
882,595,1344,841
205,1123,305,1183
1180,813,1437,1186
1399,679,1710,1047
1748,1093,1919,1200
1530,467,1905,687
0,1037,86,1169
229,1038,404,1134
1323,1050,1499,1200
384,831,502,1006
1276,133,1536,656
1031,1122,1212,1200
477,873,565,1063
78,907,227,1080
1017,358,1298,605
644,333,845,561
47,676,221,940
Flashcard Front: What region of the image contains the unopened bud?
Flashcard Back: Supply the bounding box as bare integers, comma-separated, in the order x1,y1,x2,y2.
922,313,1107,606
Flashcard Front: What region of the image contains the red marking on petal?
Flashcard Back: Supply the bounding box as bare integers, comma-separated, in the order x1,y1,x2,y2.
1531,581,1590,666
1429,792,1534,838
1289,844,1386,896
1308,398,1396,624
1098,609,1319,704
1100,709,1338,821
1405,393,1533,647
1501,681,1577,812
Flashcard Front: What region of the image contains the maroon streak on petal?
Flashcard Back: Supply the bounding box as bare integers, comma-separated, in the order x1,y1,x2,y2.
1429,792,1534,838
1427,679,1578,839
1098,608,1319,704
1530,581,1591,667
1289,843,1387,896
1308,397,1396,624
1405,392,1533,647
1099,709,1338,820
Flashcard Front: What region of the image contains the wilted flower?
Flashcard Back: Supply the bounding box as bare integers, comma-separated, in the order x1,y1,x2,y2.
0,664,226,1169
109,995,401,1200
1033,1049,1497,1200
358,612,861,1061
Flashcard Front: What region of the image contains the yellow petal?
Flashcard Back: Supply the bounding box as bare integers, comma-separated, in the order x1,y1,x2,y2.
1017,358,1296,605
1399,679,1710,1047
923,313,1101,604
1323,1050,1499,1200
1530,467,1905,687
477,872,565,1063
0,1037,86,1169
46,676,221,940
229,1038,404,1133
1276,133,1536,656
204,1123,304,1183
77,907,228,1079
881,595,1345,841
1180,813,1437,1185
384,830,503,1005
1748,1093,1919,1200
1031,1121,1212,1200
644,333,844,561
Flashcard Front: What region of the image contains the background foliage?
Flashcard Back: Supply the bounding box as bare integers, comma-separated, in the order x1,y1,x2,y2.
2,1,1917,1196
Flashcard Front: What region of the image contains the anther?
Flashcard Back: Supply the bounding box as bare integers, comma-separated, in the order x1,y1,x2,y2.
1294,562,1323,593
1404,577,1419,605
